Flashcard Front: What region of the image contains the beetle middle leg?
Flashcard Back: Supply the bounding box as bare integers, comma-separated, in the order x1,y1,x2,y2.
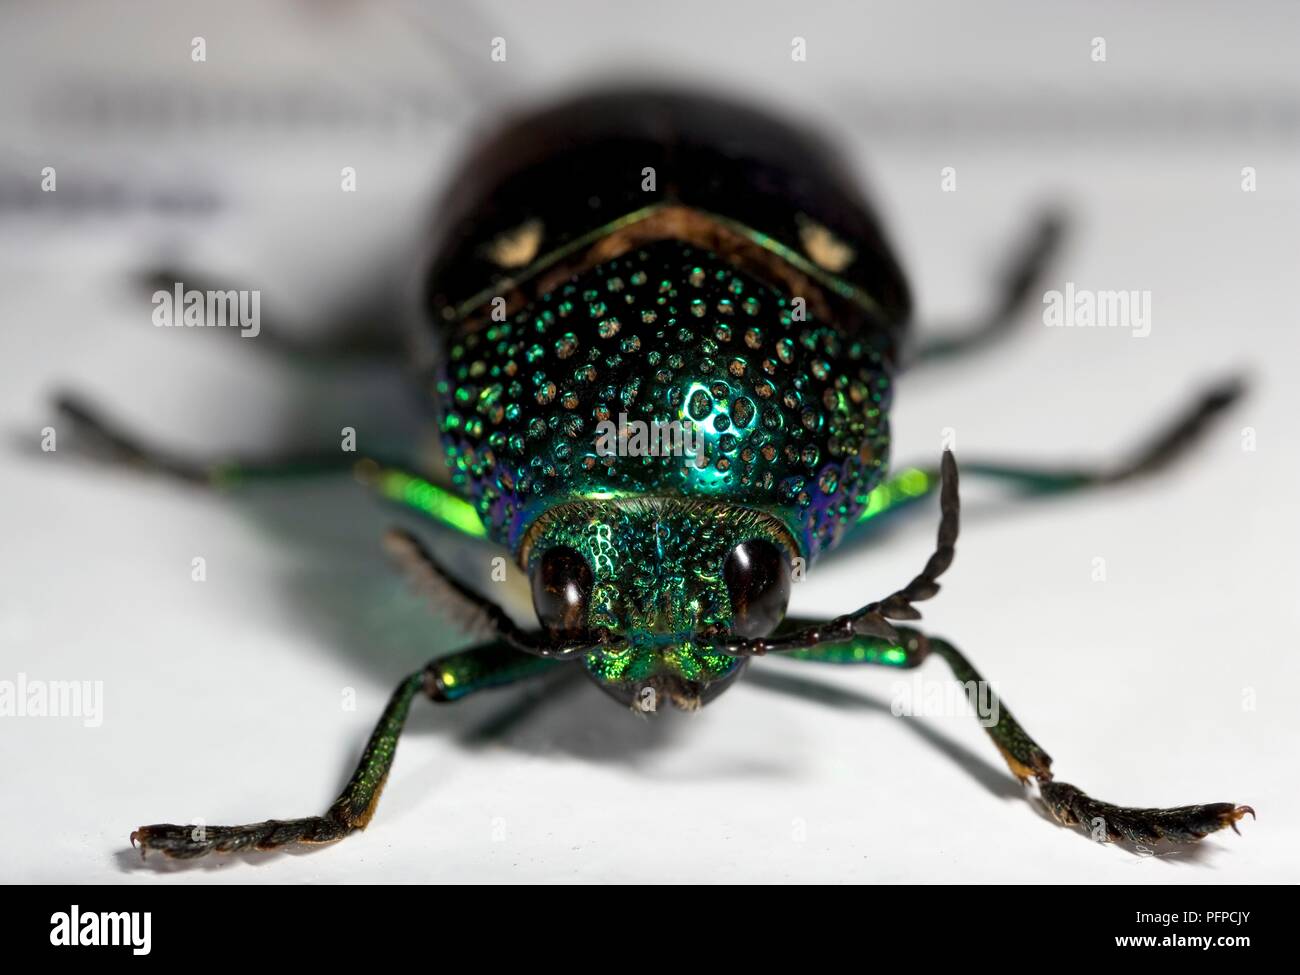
52,391,397,485
780,624,1254,845
51,392,493,539
853,375,1243,532
131,640,560,859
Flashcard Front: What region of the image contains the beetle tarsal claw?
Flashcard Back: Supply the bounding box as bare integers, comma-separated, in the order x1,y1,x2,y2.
1226,805,1256,834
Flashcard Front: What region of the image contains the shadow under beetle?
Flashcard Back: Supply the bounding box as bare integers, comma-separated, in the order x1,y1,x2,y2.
57,90,1253,858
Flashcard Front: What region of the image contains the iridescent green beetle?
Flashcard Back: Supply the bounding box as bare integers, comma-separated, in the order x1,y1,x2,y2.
60,90,1251,857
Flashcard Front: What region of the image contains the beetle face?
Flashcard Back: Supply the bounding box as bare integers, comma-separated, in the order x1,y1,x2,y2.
522,499,796,709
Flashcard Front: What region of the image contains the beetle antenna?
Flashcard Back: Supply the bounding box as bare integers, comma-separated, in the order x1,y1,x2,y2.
712,450,960,656
383,528,607,659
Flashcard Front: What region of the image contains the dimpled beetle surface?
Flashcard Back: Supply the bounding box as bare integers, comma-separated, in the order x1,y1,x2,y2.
58,90,1252,858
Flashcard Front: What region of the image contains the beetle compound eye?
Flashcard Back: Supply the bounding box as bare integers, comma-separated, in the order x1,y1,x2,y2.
531,546,594,640
723,539,791,639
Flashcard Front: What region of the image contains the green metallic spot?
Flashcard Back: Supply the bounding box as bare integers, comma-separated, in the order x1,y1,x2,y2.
858,466,934,523
787,635,910,666
375,469,487,538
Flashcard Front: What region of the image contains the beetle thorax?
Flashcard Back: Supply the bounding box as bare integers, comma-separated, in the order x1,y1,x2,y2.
437,238,894,562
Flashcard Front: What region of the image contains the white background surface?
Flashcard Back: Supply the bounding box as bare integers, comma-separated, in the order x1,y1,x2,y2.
1,0,1298,883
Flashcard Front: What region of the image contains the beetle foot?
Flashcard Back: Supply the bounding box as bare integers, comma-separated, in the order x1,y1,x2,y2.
131,814,353,860
1039,781,1254,844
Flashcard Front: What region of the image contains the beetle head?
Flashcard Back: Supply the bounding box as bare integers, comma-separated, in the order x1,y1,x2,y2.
521,498,797,709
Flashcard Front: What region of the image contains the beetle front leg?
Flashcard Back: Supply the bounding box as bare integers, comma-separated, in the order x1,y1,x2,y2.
920,631,1255,843
783,624,1254,845
131,642,560,859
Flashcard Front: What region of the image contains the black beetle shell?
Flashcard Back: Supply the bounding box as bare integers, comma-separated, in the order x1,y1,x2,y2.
423,88,911,345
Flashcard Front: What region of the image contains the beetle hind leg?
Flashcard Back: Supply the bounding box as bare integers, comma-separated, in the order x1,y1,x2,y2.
911,208,1067,365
